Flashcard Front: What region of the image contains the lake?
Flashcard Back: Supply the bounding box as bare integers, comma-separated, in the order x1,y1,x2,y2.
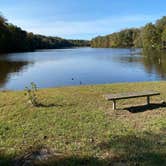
0,47,166,90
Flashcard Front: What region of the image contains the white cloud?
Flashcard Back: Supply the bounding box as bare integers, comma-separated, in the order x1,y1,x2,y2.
9,14,162,39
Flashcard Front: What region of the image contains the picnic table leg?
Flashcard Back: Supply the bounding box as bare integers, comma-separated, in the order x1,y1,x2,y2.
147,96,150,105
112,100,116,110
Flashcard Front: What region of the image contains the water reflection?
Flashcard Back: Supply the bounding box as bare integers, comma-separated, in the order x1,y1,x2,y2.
142,49,166,79
0,60,29,88
112,49,166,79
0,48,166,90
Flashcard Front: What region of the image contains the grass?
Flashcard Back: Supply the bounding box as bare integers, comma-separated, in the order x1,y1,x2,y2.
0,81,166,165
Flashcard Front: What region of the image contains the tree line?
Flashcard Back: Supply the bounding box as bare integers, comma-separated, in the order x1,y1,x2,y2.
91,16,166,50
0,14,90,53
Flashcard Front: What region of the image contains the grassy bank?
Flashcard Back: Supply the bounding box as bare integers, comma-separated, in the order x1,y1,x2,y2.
0,82,166,165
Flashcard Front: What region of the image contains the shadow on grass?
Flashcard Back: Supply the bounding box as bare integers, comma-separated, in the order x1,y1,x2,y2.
35,156,107,166
0,155,109,166
1,131,166,165
1,153,165,166
34,103,76,108
0,155,12,166
124,102,166,113
0,145,109,166
98,131,166,166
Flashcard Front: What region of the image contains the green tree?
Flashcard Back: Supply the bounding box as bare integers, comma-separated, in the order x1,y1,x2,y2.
0,14,7,26
161,28,166,48
142,23,161,49
156,16,166,33
0,14,10,51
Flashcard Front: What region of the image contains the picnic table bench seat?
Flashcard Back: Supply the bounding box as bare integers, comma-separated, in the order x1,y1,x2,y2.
104,91,160,110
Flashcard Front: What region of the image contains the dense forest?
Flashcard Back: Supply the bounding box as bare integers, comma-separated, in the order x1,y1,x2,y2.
91,16,166,49
0,14,90,53
2,13,166,52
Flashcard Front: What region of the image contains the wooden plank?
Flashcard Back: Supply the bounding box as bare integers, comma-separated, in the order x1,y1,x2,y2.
104,91,160,100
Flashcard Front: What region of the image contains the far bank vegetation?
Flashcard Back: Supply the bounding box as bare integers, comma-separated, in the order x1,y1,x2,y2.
91,16,166,50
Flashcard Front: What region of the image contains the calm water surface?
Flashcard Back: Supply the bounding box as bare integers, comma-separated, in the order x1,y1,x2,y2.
0,47,166,90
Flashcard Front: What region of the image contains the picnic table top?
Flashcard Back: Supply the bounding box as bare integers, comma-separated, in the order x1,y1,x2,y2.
104,91,160,100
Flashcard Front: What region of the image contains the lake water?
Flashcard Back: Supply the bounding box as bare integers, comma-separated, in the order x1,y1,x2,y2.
0,47,166,90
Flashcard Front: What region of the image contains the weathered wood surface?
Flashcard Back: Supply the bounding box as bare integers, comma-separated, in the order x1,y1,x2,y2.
104,91,160,101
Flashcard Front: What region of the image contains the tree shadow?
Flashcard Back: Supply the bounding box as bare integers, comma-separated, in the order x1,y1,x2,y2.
34,103,76,108
11,148,126,166
98,131,166,166
1,131,166,166
1,145,108,166
35,156,107,166
0,155,12,166
124,102,166,113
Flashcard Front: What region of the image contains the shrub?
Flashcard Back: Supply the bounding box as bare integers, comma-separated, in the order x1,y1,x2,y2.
25,82,39,106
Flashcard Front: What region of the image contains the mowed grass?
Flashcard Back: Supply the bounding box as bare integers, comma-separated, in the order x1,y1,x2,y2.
0,82,166,165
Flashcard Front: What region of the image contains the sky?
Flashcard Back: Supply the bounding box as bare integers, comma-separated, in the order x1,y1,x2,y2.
0,0,166,39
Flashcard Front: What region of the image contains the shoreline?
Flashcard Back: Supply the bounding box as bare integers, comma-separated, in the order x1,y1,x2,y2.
0,80,166,92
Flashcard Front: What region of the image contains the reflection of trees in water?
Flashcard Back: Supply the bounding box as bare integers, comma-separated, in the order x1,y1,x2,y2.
142,49,166,79
109,49,166,79
0,61,29,87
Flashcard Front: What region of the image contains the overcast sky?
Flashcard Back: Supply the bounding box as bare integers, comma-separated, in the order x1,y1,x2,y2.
0,0,166,39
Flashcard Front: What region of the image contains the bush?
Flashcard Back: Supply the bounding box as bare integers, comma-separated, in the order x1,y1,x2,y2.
25,82,39,106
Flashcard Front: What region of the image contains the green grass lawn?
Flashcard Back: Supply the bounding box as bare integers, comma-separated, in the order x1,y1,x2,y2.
0,82,166,165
